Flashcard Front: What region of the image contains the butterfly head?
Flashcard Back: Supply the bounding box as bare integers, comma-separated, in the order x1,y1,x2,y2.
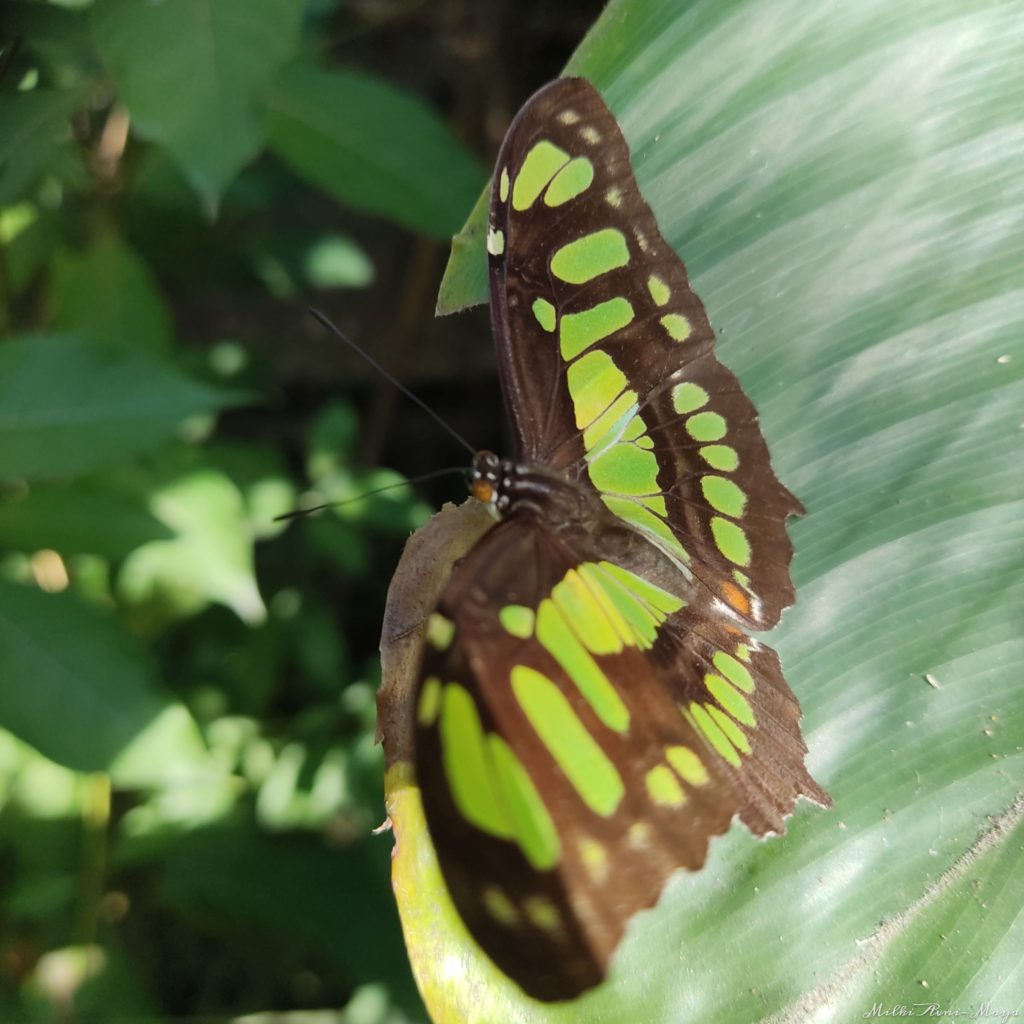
470,449,518,515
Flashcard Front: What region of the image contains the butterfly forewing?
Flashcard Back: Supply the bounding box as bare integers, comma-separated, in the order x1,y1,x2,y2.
488,77,802,628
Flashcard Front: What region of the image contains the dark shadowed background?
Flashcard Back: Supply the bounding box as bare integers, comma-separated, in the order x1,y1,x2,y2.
0,2,602,1021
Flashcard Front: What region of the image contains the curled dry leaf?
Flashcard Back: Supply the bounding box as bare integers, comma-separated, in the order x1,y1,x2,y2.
377,498,494,766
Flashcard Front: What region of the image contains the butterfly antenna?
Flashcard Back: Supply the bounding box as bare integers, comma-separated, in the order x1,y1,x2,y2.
308,307,476,457
274,466,468,522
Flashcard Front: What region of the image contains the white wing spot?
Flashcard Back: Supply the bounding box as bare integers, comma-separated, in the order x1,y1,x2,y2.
580,125,601,144
558,109,581,125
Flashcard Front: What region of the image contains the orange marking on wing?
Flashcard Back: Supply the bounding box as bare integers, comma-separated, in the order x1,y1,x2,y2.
720,581,751,616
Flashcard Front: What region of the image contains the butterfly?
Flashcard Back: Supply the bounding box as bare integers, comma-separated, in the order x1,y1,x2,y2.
408,76,831,1002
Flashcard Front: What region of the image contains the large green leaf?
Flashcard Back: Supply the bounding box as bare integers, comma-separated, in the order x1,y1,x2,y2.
92,0,303,213
0,335,232,480
390,1,1024,1021
266,62,487,239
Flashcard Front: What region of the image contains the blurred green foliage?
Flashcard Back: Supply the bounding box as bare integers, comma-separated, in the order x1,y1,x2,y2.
0,0,499,1020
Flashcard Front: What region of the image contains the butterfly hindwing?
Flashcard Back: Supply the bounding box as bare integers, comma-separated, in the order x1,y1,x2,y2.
415,514,826,1001
487,77,802,629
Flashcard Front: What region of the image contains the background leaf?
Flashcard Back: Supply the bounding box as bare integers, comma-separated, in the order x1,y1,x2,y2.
0,480,172,560
0,580,209,782
49,227,173,353
0,88,83,206
92,0,303,211
396,0,1024,1020
118,467,267,625
266,62,487,239
0,335,233,480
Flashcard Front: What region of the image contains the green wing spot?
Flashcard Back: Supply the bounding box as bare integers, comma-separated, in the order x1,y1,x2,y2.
426,612,455,651
647,275,670,306
575,562,649,649
689,703,741,767
550,228,630,284
499,166,510,202
567,349,628,429
483,885,520,927
579,838,609,882
583,392,638,456
560,297,635,360
512,140,570,211
701,476,747,517
601,496,685,558
711,516,751,566
705,673,756,727
524,895,562,934
532,297,557,333
417,676,443,727
672,382,709,414
713,651,755,693
499,604,536,639
646,765,686,807
582,561,684,651
707,705,751,754
441,684,513,839
687,412,727,442
489,734,561,871
536,599,630,733
588,443,661,496
487,228,505,256
595,561,684,616
621,414,646,442
700,444,739,471
512,666,625,817
550,569,624,654
666,745,709,786
580,565,659,650
660,313,691,342
620,412,657,452
545,156,595,207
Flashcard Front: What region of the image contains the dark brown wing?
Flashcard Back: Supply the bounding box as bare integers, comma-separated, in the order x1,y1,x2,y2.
414,514,827,1001
487,77,802,629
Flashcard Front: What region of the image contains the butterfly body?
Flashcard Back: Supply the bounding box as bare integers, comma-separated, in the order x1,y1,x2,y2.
408,77,830,1002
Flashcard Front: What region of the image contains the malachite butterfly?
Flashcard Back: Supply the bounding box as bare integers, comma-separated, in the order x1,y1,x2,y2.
403,76,831,1002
